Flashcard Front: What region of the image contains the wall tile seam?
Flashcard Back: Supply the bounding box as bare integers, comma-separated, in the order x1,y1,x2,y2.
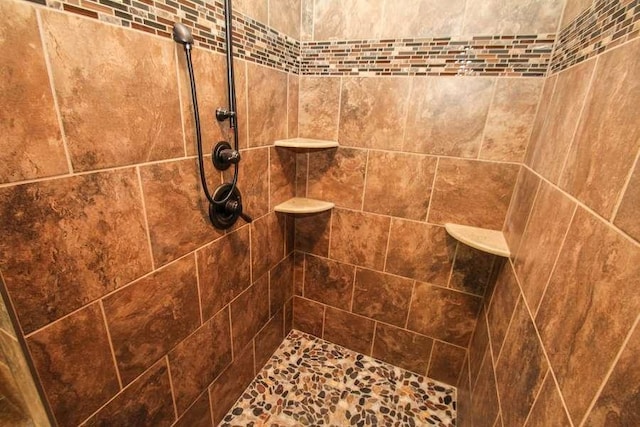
485,310,507,426
164,356,180,420
610,142,640,223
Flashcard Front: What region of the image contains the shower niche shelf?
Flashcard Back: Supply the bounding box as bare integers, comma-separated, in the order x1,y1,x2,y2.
274,138,339,149
274,197,335,214
445,223,511,258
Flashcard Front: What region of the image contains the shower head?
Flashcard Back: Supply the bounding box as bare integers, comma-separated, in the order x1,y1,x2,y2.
173,23,194,46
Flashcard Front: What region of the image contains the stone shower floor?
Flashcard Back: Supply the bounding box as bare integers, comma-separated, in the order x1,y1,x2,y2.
220,330,456,426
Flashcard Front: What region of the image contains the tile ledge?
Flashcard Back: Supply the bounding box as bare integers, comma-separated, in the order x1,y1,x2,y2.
274,138,339,149
274,197,335,214
445,223,511,257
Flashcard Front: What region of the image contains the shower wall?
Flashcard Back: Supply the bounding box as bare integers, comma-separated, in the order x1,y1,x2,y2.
290,0,560,387
465,0,640,426
0,0,299,425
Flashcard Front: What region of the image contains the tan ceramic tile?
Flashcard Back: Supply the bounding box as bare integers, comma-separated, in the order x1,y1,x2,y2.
41,10,183,171
254,310,284,371
313,0,383,40
307,148,367,209
292,296,324,337
140,158,223,267
293,251,304,295
209,344,254,424
0,169,151,333
269,0,301,38
561,0,593,28
247,63,288,147
486,264,520,361
614,161,640,242
457,357,472,426
300,0,313,41
323,307,375,355
526,374,572,427
329,209,390,270
173,392,213,427
407,282,482,347
303,255,354,310
428,342,466,386
269,256,294,316
270,147,296,209
0,1,68,184
234,0,268,22
404,78,494,158
584,323,640,427
27,303,120,426
363,151,437,221
481,79,544,162
385,219,455,285
525,74,557,169
295,211,331,257
103,256,200,384
251,212,286,280
0,291,15,337
470,349,500,427
288,74,299,138
298,77,341,140
352,268,413,327
526,59,596,183
230,275,270,356
226,147,269,218
560,39,640,218
338,77,411,150
428,159,518,229
514,182,575,312
379,0,465,38
197,226,251,320
235,59,249,151
450,244,496,297
168,307,232,415
495,298,548,427
82,360,174,426
469,310,490,388
463,0,564,34
371,323,433,374
536,208,640,423
503,167,540,256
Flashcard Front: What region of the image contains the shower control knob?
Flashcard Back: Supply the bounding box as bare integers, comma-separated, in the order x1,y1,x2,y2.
209,183,252,229
213,141,240,171
215,107,235,122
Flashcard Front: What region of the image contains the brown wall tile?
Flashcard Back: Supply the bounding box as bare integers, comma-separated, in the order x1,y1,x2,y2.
338,77,411,150
235,0,267,22
536,208,640,423
329,209,390,270
503,167,540,256
27,303,120,426
168,307,232,415
230,275,269,355
481,79,543,162
298,77,341,140
363,151,437,221
304,255,355,310
457,356,472,427
270,147,296,209
209,343,254,424
254,310,284,371
41,10,183,171
288,74,299,138
307,148,367,209
525,374,571,427
614,161,640,242
471,349,500,427
0,1,68,184
352,269,413,327
269,256,294,316
285,298,293,335
379,0,465,38
526,74,557,168
407,282,482,347
495,298,548,427
469,310,490,388
0,169,151,333
140,158,223,267
300,0,313,41
428,159,518,229
385,219,455,285
463,0,563,35
323,307,375,355
487,264,520,361
560,39,640,218
197,226,251,321
230,148,269,218
269,0,301,38
295,152,308,196
428,341,466,386
103,256,200,384
173,392,213,427
292,296,324,337
450,245,496,297
251,212,286,280
295,211,331,257
404,78,494,158
247,63,287,147
83,360,174,427
561,0,593,27
313,0,383,40
371,323,433,374
514,182,575,312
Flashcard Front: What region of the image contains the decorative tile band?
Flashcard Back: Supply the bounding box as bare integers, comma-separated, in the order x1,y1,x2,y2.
27,0,301,74
551,0,640,73
300,35,555,77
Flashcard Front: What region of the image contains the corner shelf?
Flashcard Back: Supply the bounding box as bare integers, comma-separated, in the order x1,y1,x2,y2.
445,223,511,258
274,197,335,214
274,138,339,149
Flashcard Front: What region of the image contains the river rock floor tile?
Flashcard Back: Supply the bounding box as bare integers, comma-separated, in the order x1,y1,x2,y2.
220,330,456,426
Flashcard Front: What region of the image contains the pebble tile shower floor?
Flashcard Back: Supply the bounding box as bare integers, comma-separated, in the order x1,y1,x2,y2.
221,331,457,426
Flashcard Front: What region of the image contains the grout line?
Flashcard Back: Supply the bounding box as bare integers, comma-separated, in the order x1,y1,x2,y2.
99,301,123,390
494,288,520,365
445,243,459,289
320,304,326,338
404,281,416,329
208,388,216,427
35,10,75,175
304,152,310,197
511,169,543,261
174,46,189,157
327,209,335,259
522,369,550,426
424,339,435,378
335,76,343,140
519,77,549,166
424,157,440,223
486,312,506,423
194,253,204,325
476,78,499,160
228,304,235,361
382,219,393,272
610,145,640,222
399,75,414,152
369,321,377,356
136,166,156,271
165,356,180,420
349,267,357,312
360,149,370,211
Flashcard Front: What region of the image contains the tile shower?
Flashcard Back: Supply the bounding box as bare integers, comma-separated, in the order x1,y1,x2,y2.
0,0,638,426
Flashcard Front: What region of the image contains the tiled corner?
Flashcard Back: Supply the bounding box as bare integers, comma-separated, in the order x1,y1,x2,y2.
614,161,640,242
503,166,540,256
172,392,213,427
295,211,332,257
427,341,467,386
269,256,294,316
525,373,572,426
307,148,367,210
268,0,301,39
251,212,286,280
449,244,496,297
254,310,285,372
270,147,296,209
323,307,375,355
298,77,341,140
312,0,383,40
230,275,270,355
247,63,288,147
470,348,500,427
292,296,324,338
486,264,520,361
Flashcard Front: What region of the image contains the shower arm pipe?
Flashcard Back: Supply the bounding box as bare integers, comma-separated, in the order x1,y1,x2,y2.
221,0,239,149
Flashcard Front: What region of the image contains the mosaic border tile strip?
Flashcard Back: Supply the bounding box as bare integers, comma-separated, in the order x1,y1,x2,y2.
551,0,640,73
222,330,457,427
300,35,555,77
26,0,301,74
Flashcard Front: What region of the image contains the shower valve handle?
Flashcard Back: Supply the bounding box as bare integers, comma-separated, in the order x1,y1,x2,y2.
216,107,235,122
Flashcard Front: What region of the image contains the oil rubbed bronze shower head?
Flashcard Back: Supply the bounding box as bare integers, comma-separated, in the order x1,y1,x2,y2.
172,22,194,46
